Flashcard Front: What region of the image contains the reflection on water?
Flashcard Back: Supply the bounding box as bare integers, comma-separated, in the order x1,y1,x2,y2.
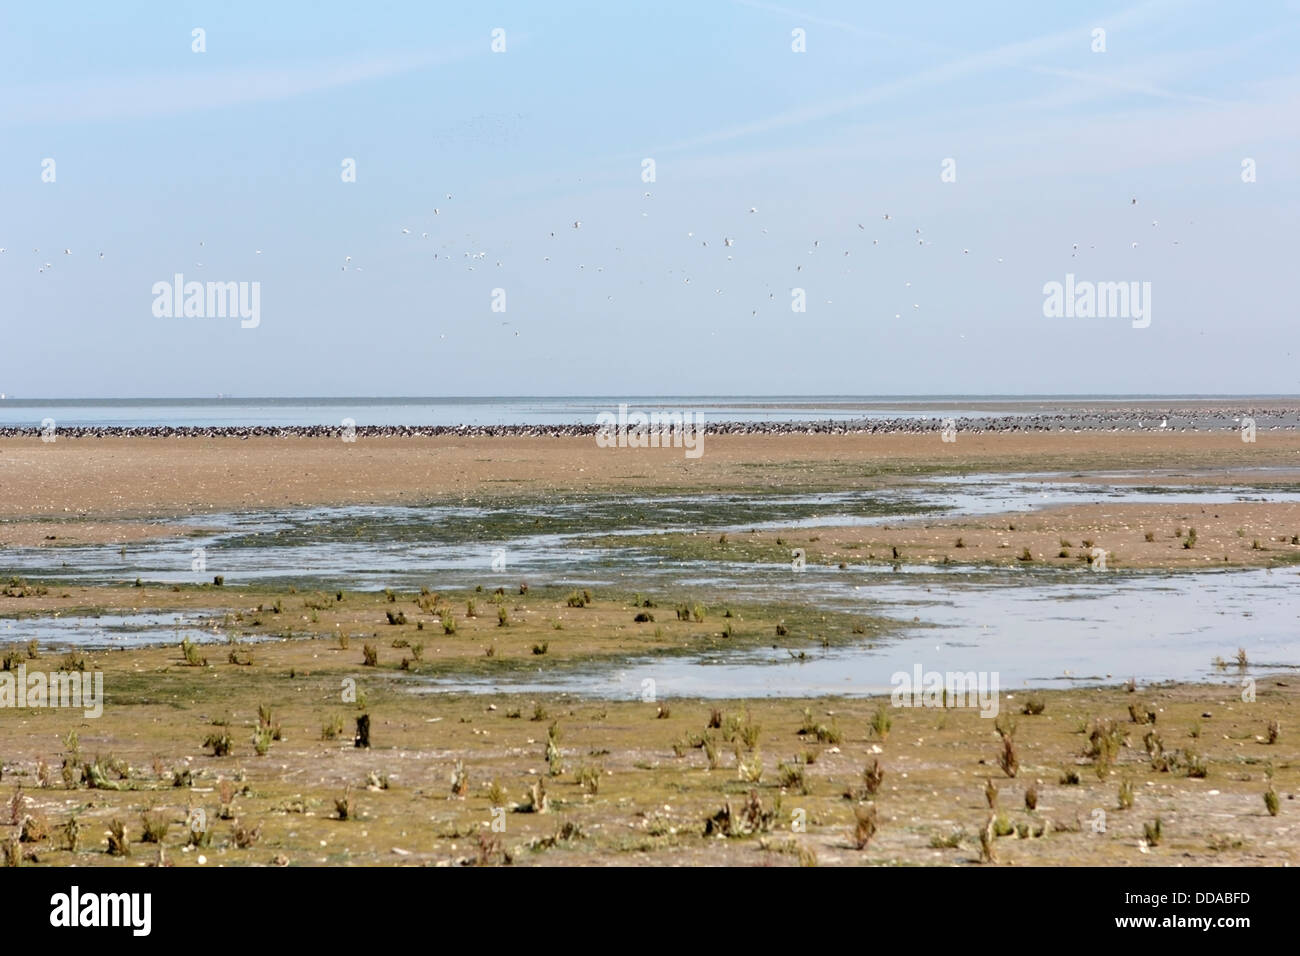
420,566,1299,696
0,611,228,649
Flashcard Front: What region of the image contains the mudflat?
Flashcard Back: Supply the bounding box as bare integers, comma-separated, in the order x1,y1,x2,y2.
1,431,1297,866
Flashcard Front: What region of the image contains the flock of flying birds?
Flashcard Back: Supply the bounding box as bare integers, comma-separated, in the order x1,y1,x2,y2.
8,193,1185,338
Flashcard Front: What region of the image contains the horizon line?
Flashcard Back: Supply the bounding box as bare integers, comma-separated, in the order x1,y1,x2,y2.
1,393,1298,403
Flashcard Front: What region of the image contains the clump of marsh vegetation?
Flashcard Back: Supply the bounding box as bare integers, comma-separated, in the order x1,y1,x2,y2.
233,819,262,849
735,749,763,784
258,704,282,740
576,764,602,795
861,758,885,797
1118,779,1135,810
1143,817,1163,847
252,725,274,756
139,810,169,844
334,787,355,821
869,704,892,740
545,722,564,776
179,637,207,667
1084,717,1125,777
929,829,964,849
851,803,879,850
978,816,997,863
995,715,1018,778
703,789,777,838
361,643,378,666
798,708,842,745
777,760,807,794
520,779,549,814
1265,786,1280,817
19,809,49,844
105,819,130,857
1128,701,1156,725
203,731,232,757
62,815,81,853
218,779,238,819
450,760,469,797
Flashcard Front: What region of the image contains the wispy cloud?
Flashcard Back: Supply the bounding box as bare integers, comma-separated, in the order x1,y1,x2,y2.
658,0,1188,154
0,46,482,127
729,0,951,54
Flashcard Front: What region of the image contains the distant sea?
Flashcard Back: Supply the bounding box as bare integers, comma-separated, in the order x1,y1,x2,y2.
0,396,1290,429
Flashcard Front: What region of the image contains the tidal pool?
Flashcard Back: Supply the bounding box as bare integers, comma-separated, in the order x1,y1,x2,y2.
3,471,1296,692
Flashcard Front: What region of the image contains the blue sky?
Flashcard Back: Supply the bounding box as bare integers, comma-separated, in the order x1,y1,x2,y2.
2,0,1298,397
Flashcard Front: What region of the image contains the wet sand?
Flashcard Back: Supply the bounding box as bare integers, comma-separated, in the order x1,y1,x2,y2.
2,432,1299,522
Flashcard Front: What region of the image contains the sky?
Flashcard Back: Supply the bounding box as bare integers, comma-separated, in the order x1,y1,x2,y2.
1,0,1298,398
